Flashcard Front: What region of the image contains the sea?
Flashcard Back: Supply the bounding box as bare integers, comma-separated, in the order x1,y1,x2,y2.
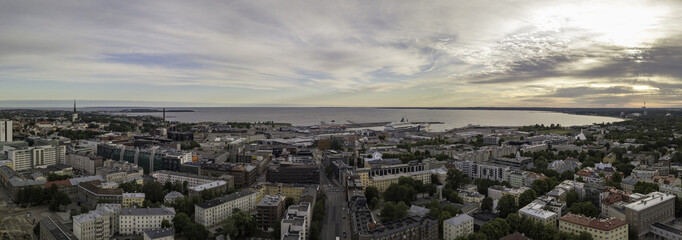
95,107,623,132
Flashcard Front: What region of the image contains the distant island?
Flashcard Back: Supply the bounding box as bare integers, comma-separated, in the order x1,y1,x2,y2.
118,109,194,113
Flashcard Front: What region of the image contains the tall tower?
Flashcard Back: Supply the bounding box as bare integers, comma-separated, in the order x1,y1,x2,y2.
72,100,79,122
163,108,166,122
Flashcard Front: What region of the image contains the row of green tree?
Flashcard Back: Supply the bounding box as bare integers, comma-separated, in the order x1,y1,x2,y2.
15,184,71,210
455,213,595,240
309,191,327,240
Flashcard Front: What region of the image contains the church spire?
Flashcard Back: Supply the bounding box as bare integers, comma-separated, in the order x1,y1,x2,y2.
74,99,77,113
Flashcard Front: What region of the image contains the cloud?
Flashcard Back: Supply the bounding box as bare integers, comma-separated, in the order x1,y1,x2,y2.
0,0,681,107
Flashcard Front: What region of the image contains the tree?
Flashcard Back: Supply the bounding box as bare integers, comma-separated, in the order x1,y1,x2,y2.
446,169,471,189
479,218,511,240
518,189,537,207
381,201,408,222
184,222,209,240
161,219,172,228
143,181,165,203
364,186,380,209
383,184,416,205
560,170,574,181
496,195,518,218
481,197,493,211
505,213,520,232
284,197,295,208
566,189,580,208
634,181,659,194
568,202,599,218
172,212,191,234
224,210,257,237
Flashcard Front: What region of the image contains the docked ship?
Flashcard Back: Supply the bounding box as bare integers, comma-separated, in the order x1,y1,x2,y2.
384,118,428,132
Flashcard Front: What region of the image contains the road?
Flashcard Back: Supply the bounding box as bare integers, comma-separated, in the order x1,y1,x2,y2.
316,151,351,240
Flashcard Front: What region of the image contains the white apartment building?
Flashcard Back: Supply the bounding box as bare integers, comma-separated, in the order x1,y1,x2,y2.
519,201,557,226
73,204,121,240
66,154,102,175
194,190,260,227
0,120,12,142
152,170,217,188
119,207,176,235
4,145,64,171
476,163,510,182
443,214,474,240
281,202,312,239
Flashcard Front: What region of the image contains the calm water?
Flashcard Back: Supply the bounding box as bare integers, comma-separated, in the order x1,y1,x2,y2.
105,107,623,132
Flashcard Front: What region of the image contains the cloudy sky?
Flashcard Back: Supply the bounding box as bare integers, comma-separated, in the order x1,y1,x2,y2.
1,0,681,107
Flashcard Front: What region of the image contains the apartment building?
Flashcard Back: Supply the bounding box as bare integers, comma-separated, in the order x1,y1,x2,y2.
119,207,176,235
266,164,319,184
487,185,531,202
558,213,628,240
142,228,174,240
443,214,474,240
65,153,103,175
72,204,121,240
369,169,431,193
77,181,123,208
152,170,219,188
518,201,557,226
250,182,307,203
188,180,228,196
281,202,312,239
4,145,64,171
625,192,675,237
476,163,510,182
355,161,426,190
122,193,145,207
0,120,12,142
194,190,261,227
256,195,285,231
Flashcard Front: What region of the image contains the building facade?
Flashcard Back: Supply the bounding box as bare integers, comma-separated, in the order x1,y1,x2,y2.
625,192,675,237
256,195,285,231
0,120,12,142
443,214,474,240
558,213,628,240
119,207,176,235
194,190,261,227
122,193,145,207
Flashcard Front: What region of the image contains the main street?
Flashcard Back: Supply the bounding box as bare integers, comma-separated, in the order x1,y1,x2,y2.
316,150,351,240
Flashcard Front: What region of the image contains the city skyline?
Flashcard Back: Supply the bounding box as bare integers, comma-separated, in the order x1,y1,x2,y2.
2,0,681,107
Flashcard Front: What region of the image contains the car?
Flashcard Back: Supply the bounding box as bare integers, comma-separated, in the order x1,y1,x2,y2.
343,231,347,238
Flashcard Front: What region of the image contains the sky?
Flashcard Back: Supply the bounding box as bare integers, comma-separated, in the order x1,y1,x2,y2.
1,0,681,108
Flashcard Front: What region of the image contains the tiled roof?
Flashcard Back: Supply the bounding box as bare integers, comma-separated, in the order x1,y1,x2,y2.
560,213,627,231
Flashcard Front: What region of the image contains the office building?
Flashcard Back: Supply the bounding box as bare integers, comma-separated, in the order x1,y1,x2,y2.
558,213,628,240
40,216,77,240
492,154,533,170
0,120,12,142
256,195,285,231
194,190,261,227
119,207,176,235
143,228,174,240
97,144,191,174
625,192,675,237
122,193,145,207
443,214,474,240
266,164,319,184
